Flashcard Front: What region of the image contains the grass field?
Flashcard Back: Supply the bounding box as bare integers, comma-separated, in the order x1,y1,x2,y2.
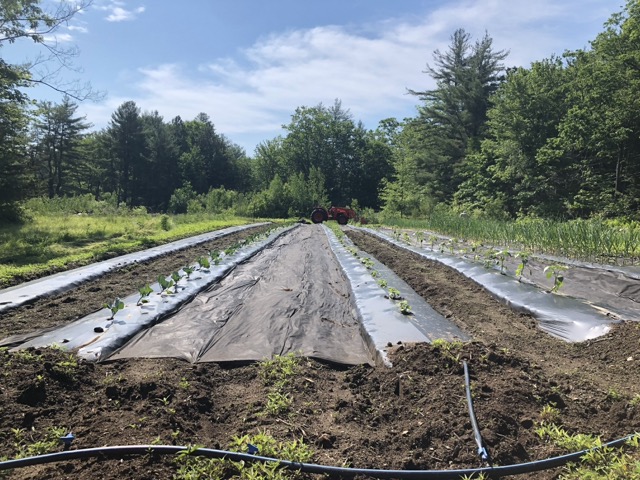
0,211,265,288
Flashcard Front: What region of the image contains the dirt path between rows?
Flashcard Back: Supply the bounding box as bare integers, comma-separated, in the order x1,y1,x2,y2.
0,225,639,479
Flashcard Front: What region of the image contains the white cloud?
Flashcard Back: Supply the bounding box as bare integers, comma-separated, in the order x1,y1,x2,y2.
68,25,89,34
96,1,145,22
43,33,75,43
81,0,613,154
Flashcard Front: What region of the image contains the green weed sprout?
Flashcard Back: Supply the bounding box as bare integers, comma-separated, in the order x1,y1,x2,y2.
104,297,124,319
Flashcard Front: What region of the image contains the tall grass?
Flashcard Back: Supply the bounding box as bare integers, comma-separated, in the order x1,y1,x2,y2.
0,198,262,287
380,210,640,264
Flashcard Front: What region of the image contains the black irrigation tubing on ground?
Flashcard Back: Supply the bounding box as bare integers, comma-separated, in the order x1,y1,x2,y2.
463,360,491,465
0,437,637,479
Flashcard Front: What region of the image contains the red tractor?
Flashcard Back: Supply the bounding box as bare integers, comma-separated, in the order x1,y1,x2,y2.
310,206,357,225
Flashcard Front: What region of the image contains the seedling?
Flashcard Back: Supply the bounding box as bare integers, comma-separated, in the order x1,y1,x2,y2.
515,252,530,281
171,271,183,288
183,266,194,279
398,300,412,315
209,250,221,265
388,287,402,300
416,231,425,246
198,256,210,270
402,232,411,244
137,284,153,305
104,297,124,319
544,264,568,293
157,275,175,294
377,278,388,289
492,249,510,274
361,257,374,269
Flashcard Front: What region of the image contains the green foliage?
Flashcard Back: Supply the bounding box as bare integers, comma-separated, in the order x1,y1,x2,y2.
137,284,153,305
535,424,640,479
544,264,568,293
387,287,402,300
259,353,299,388
104,297,124,319
9,426,68,460
398,300,412,315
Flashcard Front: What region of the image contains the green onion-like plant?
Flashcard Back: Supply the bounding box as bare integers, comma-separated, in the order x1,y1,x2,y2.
104,297,124,319
137,284,153,305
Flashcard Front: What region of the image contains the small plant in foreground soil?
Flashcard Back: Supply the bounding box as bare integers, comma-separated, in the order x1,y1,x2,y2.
7,426,68,460
259,353,299,387
104,297,124,319
535,424,640,479
398,300,412,315
544,264,568,293
174,433,312,480
137,283,153,305
631,394,640,407
539,402,560,423
264,391,293,416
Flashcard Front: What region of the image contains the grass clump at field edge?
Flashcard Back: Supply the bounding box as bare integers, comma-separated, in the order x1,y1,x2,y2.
0,200,272,288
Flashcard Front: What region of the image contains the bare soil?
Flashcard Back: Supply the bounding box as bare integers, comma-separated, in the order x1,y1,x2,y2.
1,225,639,479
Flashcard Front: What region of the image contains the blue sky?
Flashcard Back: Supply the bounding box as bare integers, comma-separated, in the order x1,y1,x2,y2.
9,0,618,155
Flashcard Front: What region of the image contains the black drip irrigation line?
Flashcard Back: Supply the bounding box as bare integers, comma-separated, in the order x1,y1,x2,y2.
463,360,491,465
0,436,637,479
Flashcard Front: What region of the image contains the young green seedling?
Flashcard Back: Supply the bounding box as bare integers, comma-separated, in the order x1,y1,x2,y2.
388,287,402,300
137,284,153,305
171,271,182,284
398,300,412,315
210,250,221,265
491,249,510,274
515,252,530,281
198,256,210,270
183,266,194,279
544,264,568,293
416,231,425,247
377,278,388,289
157,275,174,294
104,297,124,319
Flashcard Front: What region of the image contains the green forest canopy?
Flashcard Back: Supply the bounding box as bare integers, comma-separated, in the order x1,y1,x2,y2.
1,0,640,222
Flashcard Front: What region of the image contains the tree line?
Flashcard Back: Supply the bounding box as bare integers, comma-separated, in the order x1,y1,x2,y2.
2,0,639,222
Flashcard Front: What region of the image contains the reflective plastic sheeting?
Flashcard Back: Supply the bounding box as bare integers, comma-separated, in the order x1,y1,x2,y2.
357,227,617,342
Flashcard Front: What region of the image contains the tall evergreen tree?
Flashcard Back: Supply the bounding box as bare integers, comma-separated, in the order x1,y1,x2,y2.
408,29,508,202
32,96,91,198
107,101,146,207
